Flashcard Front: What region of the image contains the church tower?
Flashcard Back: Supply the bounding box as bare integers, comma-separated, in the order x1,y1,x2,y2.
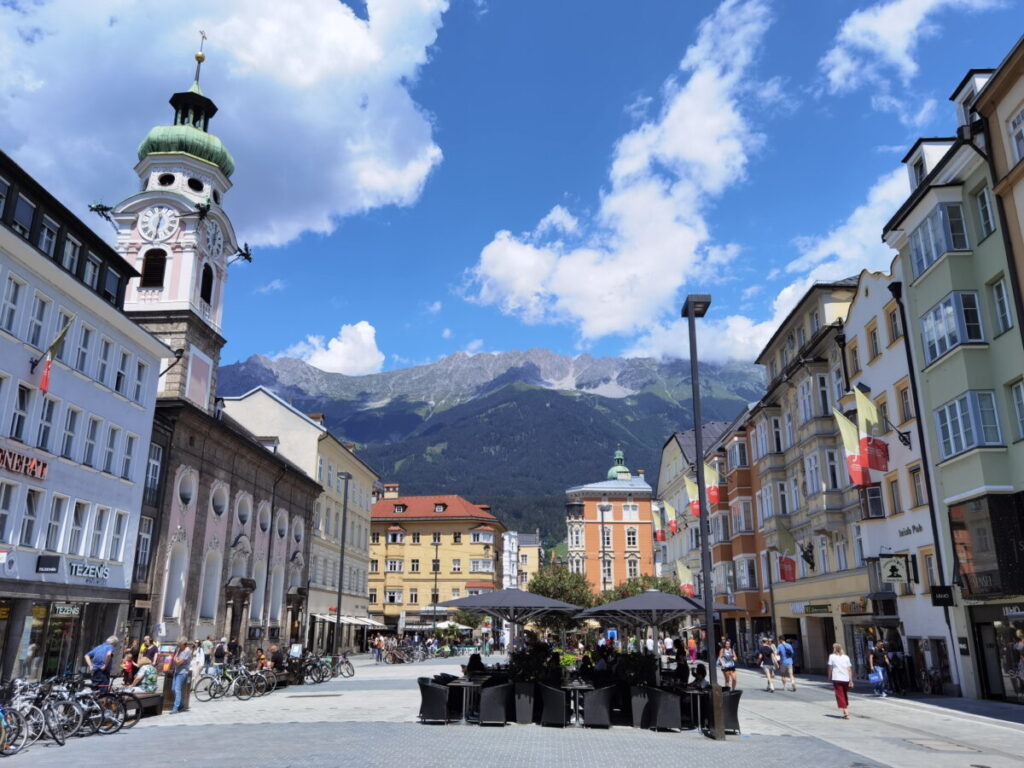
117,40,238,413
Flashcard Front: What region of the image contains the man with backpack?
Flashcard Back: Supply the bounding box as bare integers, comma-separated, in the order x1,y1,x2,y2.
777,635,797,691
212,636,228,674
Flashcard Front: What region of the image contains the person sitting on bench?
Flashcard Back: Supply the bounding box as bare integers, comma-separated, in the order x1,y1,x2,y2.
127,659,159,694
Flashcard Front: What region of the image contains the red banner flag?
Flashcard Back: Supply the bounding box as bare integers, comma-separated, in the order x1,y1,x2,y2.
834,408,871,486
38,319,73,395
855,389,889,471
779,556,797,583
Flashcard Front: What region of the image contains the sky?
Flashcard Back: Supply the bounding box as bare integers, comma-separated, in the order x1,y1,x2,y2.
2,0,1021,374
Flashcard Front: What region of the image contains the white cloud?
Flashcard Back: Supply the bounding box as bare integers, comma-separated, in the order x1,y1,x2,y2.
281,320,385,375
465,0,773,341
427,300,443,314
741,285,763,300
627,169,908,362
819,0,999,125
441,328,452,339
464,339,484,354
256,278,286,294
0,0,447,248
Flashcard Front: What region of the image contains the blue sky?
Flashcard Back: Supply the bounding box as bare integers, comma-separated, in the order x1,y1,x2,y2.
2,0,1021,373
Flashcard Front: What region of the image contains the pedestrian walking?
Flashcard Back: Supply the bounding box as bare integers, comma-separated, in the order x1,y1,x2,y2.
213,637,228,674
868,640,890,697
718,639,738,691
170,637,192,714
756,636,777,692
777,635,797,691
827,642,854,719
201,635,214,673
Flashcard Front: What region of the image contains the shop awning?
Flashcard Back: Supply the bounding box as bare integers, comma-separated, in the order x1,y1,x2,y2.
312,613,385,627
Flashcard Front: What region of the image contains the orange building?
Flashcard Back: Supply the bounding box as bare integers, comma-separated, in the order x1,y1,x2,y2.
565,449,656,593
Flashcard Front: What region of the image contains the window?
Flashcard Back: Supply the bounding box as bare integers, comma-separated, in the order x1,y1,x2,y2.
83,255,101,289
0,482,14,543
832,365,844,401
83,417,100,467
731,500,753,533
114,351,129,395
62,237,81,274
848,344,861,375
121,435,136,480
10,385,31,441
471,530,494,544
97,339,112,385
898,386,914,423
386,530,404,544
140,249,167,289
878,401,890,433
408,589,418,605
368,589,378,605
888,477,902,515
790,477,800,512
103,425,120,474
0,176,7,213
411,532,420,544
601,526,612,548
384,589,402,605
601,559,613,584
369,559,378,573
200,264,214,304
817,536,830,574
810,309,821,332
12,194,35,237
736,558,757,590
1012,381,1024,441
909,467,926,507
1,275,23,334
727,441,747,470
992,279,1013,334
805,453,821,494
431,531,441,545
68,503,86,555
570,525,582,547
798,380,813,422
20,489,42,547
36,396,56,450
371,532,380,544
109,512,127,560
887,308,903,343
133,362,147,403
868,327,881,360
75,325,92,373
826,449,840,490
975,187,996,237
777,482,788,515
1012,107,1024,162
43,495,66,551
817,374,830,417
450,558,460,573
921,292,984,365
27,294,49,348
410,558,420,572
934,391,1001,460
749,426,759,461
520,553,528,564
852,523,865,566
626,526,638,548
909,203,969,278
385,559,403,572
38,216,58,256
452,532,462,544
860,485,884,519
135,516,153,578
471,559,494,572
144,442,162,505
834,536,848,571
912,158,926,186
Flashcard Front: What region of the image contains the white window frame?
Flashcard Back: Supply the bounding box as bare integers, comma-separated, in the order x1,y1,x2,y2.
103,425,120,474
36,395,57,451
1,275,24,335
934,390,1002,460
27,293,50,349
62,236,81,274
1012,381,1024,441
38,216,58,257
44,495,67,552
21,488,42,547
975,187,996,237
909,202,969,278
920,291,984,365
991,278,1013,334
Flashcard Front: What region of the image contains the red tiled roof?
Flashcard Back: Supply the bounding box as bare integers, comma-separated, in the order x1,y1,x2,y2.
465,580,497,588
473,525,495,532
387,524,404,531
372,495,503,526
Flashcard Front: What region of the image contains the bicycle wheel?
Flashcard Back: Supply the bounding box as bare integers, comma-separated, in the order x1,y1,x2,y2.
16,704,45,745
1,709,27,756
251,674,268,697
210,676,228,700
232,678,255,701
118,693,143,729
193,675,217,702
302,665,318,685
43,704,65,747
261,670,278,693
51,699,84,739
95,693,125,734
340,661,355,678
79,698,103,736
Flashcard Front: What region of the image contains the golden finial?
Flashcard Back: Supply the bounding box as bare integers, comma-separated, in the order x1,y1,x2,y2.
194,30,207,83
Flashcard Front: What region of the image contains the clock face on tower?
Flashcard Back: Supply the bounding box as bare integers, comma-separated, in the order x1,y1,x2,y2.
138,206,179,242
205,220,224,258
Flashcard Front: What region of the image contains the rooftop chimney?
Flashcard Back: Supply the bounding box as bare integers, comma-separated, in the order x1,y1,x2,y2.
383,483,400,500
637,469,645,478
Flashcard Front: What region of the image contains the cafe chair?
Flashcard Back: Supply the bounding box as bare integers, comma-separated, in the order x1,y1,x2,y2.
648,688,682,732
539,684,568,727
418,678,450,724
582,685,614,728
719,689,742,734
479,682,512,726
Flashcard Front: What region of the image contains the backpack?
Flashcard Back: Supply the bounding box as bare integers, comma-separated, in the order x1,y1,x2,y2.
214,643,226,661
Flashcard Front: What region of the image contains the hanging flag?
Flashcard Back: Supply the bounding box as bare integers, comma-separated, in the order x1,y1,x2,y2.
778,556,797,582
855,388,890,471
664,502,678,534
651,508,665,542
676,561,696,597
39,320,73,395
684,475,700,516
774,518,798,556
703,462,720,505
833,408,871,485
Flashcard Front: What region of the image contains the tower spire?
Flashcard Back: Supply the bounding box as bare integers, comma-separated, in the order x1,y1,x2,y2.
194,30,207,85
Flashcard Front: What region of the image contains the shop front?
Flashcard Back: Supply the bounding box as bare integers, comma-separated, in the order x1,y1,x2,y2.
969,603,1024,703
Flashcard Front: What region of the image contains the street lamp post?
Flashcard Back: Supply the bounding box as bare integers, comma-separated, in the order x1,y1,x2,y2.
333,471,352,657
432,540,440,636
682,293,725,741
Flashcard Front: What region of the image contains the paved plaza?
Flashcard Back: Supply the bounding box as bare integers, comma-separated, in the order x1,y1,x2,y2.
19,655,1024,768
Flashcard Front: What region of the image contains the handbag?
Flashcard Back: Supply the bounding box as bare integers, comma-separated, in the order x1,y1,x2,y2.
867,670,883,685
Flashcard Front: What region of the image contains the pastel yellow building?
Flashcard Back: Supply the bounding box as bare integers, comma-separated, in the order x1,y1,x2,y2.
369,485,506,632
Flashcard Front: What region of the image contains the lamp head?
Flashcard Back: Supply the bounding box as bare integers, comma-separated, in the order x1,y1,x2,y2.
682,294,711,318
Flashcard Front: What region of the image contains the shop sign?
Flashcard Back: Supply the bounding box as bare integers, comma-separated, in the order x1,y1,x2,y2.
0,605,9,620
930,586,954,607
879,554,908,584
52,603,81,617
958,636,970,656
135,600,152,610
791,602,806,615
897,523,923,537
805,604,831,615
31,605,48,619
0,446,48,481
841,600,867,615
68,561,110,583
0,551,7,565
1002,605,1022,617
36,555,60,574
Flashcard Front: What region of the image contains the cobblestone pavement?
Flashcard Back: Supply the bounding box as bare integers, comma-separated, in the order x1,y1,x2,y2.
16,655,1024,767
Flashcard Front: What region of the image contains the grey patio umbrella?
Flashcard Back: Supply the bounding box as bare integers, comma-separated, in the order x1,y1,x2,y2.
576,588,731,626
438,588,581,626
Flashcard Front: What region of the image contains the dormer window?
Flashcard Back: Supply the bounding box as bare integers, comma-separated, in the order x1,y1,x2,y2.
434,503,446,513
394,504,406,514
957,88,975,127
912,158,926,187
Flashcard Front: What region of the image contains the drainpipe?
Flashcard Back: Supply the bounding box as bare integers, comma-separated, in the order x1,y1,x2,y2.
888,281,962,694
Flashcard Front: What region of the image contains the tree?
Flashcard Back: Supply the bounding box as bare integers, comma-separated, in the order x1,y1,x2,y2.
600,574,680,604
452,609,482,630
526,565,596,635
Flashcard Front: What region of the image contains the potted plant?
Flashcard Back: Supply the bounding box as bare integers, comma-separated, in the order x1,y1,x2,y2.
509,646,547,724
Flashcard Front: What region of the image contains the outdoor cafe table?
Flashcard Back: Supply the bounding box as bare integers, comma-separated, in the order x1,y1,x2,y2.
561,680,594,727
448,677,487,725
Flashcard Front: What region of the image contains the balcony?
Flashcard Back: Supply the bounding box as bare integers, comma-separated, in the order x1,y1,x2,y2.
807,507,846,535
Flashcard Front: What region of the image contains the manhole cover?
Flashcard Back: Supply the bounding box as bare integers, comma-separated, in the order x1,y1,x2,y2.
906,739,979,753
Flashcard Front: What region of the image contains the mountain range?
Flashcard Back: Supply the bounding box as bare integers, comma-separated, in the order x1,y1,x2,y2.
217,349,764,545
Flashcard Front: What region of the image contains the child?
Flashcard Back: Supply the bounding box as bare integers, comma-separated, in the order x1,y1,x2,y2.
121,651,137,686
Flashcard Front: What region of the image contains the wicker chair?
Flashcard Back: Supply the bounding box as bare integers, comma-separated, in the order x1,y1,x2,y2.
539,684,568,727
418,678,450,724
478,682,512,726
581,685,614,728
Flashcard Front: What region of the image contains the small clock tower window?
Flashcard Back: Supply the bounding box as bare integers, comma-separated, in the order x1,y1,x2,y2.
200,264,214,304
140,249,167,289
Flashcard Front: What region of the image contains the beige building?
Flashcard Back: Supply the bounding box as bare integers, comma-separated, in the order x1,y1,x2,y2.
222,386,379,652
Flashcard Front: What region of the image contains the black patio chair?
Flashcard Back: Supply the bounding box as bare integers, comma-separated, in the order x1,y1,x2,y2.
648,687,682,731
479,682,512,726
418,678,450,724
717,689,742,734
581,685,614,728
539,684,568,727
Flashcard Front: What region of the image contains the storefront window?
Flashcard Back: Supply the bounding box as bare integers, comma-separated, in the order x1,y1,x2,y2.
13,603,47,679
950,493,1024,596
982,616,1024,702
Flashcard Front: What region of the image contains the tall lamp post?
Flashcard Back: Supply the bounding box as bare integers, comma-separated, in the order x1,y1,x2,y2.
682,293,725,741
432,539,441,635
333,471,352,657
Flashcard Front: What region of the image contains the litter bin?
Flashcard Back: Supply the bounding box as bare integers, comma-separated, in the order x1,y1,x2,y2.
161,673,191,712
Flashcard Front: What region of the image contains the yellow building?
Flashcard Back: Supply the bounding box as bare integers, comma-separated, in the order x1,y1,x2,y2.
516,532,543,588
369,485,506,632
